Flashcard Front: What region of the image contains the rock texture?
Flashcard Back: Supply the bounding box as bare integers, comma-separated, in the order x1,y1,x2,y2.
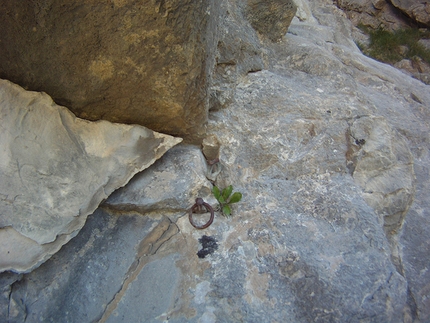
336,0,430,30
246,0,297,41
1,0,430,322
394,57,430,85
347,116,415,235
103,145,215,214
0,0,218,141
390,0,430,27
0,79,182,273
334,1,430,85
335,0,412,31
210,0,297,111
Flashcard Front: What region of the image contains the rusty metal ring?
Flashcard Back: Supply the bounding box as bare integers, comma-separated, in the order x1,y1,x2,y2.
189,198,214,229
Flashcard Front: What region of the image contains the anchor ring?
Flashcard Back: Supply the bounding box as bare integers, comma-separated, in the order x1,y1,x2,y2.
189,198,214,229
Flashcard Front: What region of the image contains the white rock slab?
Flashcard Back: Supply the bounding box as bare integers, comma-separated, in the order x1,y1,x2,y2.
0,79,182,273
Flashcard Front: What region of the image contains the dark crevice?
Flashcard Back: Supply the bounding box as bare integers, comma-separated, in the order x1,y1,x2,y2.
406,286,419,321
100,203,186,218
7,276,27,323
246,68,263,74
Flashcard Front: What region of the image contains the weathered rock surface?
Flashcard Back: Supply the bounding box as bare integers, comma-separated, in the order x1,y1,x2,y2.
201,134,221,162
210,1,265,112
419,38,430,50
329,1,430,85
0,0,218,141
1,0,430,322
335,0,412,31
210,0,297,111
347,116,415,234
246,0,297,41
0,79,182,273
103,145,215,214
394,57,430,85
390,0,430,27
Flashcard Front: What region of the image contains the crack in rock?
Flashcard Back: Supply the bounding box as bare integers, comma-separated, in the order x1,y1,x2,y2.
345,116,416,276
97,217,179,323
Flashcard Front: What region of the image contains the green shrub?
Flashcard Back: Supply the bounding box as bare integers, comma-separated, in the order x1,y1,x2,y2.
358,25,430,64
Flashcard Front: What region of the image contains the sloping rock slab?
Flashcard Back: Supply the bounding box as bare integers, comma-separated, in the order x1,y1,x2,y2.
104,145,214,213
0,79,182,273
3,209,178,323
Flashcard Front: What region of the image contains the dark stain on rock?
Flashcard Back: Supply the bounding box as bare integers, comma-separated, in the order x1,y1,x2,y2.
197,235,218,259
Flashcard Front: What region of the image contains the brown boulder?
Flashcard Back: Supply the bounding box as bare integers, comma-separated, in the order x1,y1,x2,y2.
246,0,297,41
0,1,219,142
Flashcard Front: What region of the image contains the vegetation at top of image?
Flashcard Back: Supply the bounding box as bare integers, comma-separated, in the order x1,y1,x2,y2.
212,185,242,218
357,25,430,65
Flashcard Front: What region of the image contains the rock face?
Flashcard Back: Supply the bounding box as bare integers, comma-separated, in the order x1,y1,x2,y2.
390,0,430,27
246,0,297,41
1,0,430,322
394,56,430,85
210,0,297,111
103,145,215,214
334,0,430,85
0,0,218,142
210,0,265,111
335,0,416,30
346,116,416,233
0,79,182,273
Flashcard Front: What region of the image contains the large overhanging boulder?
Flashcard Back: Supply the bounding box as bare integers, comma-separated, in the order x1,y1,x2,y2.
0,0,219,142
0,79,182,273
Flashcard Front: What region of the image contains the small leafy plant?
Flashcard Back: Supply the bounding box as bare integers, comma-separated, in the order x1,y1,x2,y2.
212,185,242,217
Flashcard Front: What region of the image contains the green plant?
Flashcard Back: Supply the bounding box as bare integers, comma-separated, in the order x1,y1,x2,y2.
357,25,430,65
212,185,242,217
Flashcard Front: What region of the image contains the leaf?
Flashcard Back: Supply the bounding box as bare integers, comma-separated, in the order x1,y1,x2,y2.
222,185,233,200
218,195,226,204
228,192,242,204
222,205,231,217
212,186,221,200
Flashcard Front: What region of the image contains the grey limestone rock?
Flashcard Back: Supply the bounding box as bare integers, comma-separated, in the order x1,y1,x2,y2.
0,79,182,273
210,0,265,111
103,144,215,214
1,0,430,322
4,209,180,323
210,0,297,111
